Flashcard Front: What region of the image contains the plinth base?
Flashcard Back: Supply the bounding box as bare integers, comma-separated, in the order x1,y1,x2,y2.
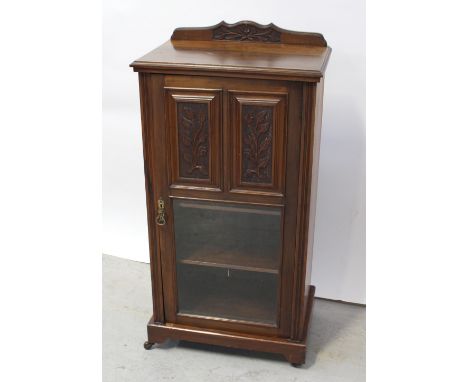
144,285,315,366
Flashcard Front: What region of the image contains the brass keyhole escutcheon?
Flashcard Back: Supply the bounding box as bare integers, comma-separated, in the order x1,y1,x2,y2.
156,198,166,226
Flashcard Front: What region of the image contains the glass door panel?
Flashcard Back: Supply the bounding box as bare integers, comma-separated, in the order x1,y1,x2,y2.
173,199,282,325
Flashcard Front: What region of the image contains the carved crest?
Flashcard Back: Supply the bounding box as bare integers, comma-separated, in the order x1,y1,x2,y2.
171,21,327,47
213,22,281,43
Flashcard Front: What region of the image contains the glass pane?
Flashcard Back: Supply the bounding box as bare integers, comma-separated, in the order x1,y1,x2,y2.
173,199,281,325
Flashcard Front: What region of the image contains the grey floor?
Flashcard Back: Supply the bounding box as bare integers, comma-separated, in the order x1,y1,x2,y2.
103,254,365,382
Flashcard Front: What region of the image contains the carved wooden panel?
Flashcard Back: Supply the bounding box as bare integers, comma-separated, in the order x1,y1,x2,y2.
177,102,209,179
166,89,222,190
241,105,274,183
170,21,328,47
213,22,281,43
229,92,287,196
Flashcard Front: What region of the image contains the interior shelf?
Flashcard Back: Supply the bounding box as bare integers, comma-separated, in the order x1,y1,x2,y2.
178,247,279,274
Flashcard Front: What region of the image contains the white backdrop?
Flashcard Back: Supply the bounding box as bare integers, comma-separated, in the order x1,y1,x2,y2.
103,0,365,303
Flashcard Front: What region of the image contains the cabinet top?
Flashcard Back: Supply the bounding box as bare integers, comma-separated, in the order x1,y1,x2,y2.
130,21,331,82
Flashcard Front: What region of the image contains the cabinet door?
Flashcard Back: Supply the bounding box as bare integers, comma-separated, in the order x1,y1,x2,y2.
157,77,302,337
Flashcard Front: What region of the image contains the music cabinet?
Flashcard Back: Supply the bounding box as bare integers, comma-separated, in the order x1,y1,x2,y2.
130,21,331,366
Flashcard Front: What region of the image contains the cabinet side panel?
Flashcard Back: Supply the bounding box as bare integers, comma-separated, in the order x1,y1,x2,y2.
290,82,322,340
138,73,165,323
299,79,324,339
304,79,324,295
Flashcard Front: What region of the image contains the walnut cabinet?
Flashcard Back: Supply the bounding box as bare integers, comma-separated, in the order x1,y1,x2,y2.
130,21,331,366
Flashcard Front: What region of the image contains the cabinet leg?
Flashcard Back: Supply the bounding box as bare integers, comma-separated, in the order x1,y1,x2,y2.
144,341,155,350
285,351,305,367
144,333,170,350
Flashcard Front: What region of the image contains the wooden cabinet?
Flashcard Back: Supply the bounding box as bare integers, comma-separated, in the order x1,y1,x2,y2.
130,21,331,366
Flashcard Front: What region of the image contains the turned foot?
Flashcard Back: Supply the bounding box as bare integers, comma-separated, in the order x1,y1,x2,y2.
285,351,305,366
144,341,154,350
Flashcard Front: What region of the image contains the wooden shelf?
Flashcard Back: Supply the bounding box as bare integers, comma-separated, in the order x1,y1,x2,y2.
178,247,279,274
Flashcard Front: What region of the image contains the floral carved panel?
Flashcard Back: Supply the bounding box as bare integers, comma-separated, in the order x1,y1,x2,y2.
213,23,281,42
241,105,274,184
177,102,209,180
213,22,281,43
